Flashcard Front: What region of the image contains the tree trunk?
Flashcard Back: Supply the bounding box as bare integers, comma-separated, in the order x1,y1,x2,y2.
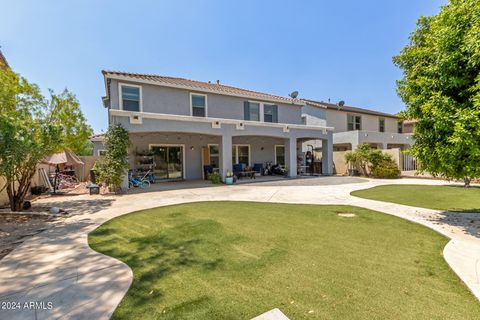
464,177,471,188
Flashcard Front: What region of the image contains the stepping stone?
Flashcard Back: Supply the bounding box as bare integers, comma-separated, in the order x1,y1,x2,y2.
338,213,356,218
251,308,290,320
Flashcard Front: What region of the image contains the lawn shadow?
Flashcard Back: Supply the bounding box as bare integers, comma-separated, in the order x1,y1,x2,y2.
33,198,115,215
90,224,225,308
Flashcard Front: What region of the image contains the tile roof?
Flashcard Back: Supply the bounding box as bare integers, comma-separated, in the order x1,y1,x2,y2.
102,70,303,105
90,133,105,141
304,99,399,119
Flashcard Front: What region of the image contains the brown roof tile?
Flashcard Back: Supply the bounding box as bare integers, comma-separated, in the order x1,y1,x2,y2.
102,70,303,105
305,99,399,119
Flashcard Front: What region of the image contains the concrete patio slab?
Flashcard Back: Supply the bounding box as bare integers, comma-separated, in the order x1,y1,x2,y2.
0,176,478,319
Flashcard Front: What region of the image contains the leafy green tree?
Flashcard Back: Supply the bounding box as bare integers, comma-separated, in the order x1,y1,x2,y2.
94,124,130,192
49,89,94,155
0,68,93,210
393,0,480,187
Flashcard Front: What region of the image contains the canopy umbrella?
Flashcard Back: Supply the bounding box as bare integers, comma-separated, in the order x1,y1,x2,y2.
42,150,84,194
42,150,84,166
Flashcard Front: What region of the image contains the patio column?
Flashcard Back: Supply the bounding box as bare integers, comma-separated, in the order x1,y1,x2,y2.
285,136,297,178
220,134,232,182
322,135,333,176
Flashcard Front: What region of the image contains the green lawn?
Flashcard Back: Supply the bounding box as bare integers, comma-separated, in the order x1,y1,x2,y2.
89,202,480,319
351,184,480,212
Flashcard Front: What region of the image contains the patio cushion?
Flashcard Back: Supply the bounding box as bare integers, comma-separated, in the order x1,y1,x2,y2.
253,163,263,174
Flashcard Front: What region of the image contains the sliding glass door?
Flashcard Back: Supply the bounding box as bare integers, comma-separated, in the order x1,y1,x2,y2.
150,145,184,180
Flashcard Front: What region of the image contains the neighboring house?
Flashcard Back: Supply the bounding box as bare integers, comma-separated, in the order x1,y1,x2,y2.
91,134,106,156
403,119,416,134
304,100,414,151
98,71,334,182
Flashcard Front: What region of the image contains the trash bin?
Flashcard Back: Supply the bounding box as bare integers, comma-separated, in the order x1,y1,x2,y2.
88,184,100,195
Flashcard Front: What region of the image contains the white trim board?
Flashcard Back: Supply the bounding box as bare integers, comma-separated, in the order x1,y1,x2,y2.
118,82,143,112
109,109,334,132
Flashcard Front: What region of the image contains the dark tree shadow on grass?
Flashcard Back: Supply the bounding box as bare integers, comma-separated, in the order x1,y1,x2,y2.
90,227,225,309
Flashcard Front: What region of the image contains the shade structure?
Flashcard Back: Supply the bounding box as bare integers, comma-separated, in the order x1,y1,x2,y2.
42,150,84,166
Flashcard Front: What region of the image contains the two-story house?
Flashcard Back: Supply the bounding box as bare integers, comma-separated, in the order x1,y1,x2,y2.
97,71,334,182
303,99,414,151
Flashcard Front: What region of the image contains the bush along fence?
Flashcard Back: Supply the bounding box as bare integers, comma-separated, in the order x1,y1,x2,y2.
344,144,400,179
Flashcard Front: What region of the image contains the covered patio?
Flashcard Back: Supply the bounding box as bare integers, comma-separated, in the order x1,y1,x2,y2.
112,113,333,183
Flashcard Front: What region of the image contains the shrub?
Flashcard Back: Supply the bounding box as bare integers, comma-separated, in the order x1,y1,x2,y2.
95,124,130,191
371,159,400,178
208,172,221,184
345,144,400,178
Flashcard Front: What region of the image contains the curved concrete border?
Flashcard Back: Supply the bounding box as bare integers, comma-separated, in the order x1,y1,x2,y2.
0,177,478,319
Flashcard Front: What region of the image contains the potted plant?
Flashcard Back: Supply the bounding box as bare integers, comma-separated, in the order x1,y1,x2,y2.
225,171,234,185
208,172,221,184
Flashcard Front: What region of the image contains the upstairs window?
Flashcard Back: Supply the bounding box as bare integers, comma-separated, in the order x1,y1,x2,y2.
264,104,278,123
347,114,361,131
397,121,403,133
379,118,385,132
244,102,260,121
191,93,207,117
120,84,141,112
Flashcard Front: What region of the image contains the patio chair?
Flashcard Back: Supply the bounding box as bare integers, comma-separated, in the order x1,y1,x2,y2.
203,165,213,180
253,163,263,175
233,164,243,178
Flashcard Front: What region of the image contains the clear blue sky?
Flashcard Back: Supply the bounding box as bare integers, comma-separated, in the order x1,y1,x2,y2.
1,0,445,133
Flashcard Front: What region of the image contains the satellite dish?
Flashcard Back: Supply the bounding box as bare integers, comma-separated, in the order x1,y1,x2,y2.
289,91,299,99
337,100,345,107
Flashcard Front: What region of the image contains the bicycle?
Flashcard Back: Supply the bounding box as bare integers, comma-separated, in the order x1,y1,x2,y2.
128,170,151,189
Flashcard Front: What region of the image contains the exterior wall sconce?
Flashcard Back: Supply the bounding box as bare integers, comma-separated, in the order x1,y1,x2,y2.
190,146,195,151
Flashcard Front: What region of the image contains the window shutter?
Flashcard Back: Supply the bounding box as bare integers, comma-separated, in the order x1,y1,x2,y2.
272,105,278,123
244,101,250,120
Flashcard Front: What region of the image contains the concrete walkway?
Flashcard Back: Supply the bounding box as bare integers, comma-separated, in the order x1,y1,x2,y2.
0,177,479,319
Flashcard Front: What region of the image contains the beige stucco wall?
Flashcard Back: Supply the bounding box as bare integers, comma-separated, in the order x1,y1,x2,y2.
333,150,348,175
332,148,402,176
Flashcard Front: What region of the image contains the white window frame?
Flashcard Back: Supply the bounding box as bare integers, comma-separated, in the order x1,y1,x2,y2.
190,92,208,117
263,103,278,123
246,100,263,122
274,145,285,165
119,82,143,112
148,144,186,179
347,114,362,131
379,118,385,132
232,144,251,166
207,143,219,168
97,149,107,156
